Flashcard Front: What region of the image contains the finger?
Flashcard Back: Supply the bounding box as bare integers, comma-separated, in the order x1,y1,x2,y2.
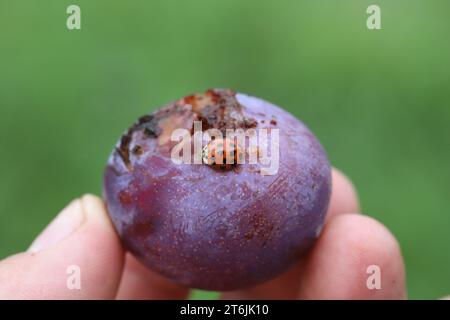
116,253,189,300
298,214,406,299
221,167,360,299
0,195,124,299
326,168,360,222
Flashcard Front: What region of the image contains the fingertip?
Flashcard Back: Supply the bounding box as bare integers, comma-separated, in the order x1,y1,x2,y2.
299,214,406,299
28,198,85,254
80,194,111,228
327,168,360,221
0,195,125,299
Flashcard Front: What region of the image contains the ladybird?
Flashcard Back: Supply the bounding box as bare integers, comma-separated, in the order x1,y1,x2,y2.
202,138,241,169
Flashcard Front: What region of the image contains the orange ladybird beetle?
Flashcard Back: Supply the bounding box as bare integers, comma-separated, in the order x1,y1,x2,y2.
202,138,243,169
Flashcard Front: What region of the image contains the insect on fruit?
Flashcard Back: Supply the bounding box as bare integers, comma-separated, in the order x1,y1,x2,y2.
202,138,242,169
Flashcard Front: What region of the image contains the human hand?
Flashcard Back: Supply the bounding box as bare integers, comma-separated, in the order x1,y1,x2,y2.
0,168,406,299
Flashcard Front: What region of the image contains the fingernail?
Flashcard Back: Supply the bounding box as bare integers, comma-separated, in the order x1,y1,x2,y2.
79,194,110,228
28,199,86,253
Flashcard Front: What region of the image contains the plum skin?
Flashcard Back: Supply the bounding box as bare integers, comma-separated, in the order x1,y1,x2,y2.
103,89,331,291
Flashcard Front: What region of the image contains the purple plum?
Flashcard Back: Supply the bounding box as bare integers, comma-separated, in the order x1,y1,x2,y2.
103,89,331,291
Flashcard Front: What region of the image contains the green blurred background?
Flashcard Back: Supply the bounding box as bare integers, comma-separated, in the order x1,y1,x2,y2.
1,0,449,299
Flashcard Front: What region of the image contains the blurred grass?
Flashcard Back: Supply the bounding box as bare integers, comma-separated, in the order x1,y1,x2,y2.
1,0,449,299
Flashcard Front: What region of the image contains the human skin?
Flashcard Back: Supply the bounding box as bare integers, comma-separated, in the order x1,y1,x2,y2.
0,168,410,299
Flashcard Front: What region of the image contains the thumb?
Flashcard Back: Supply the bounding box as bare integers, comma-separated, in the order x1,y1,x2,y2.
0,195,124,299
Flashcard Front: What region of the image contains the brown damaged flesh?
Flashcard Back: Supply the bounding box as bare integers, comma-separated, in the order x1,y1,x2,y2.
116,89,258,170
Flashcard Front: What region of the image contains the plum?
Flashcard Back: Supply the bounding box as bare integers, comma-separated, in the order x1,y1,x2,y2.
103,89,331,291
